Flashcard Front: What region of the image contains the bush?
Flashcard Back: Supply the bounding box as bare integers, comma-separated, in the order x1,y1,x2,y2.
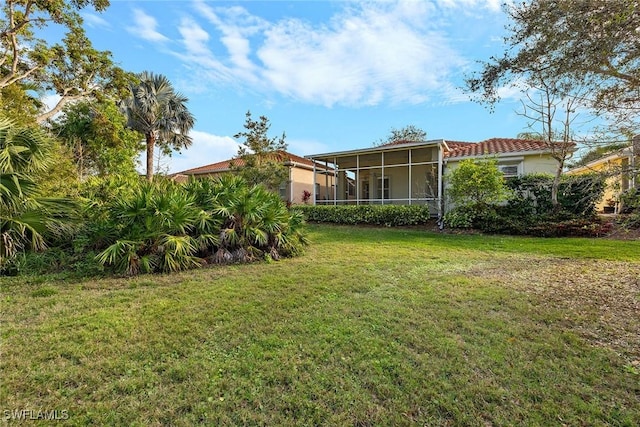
619,188,640,214
89,175,308,276
295,205,431,226
444,173,608,237
506,173,605,218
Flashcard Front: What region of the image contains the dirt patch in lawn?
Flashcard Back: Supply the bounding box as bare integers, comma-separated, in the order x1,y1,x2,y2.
469,257,640,361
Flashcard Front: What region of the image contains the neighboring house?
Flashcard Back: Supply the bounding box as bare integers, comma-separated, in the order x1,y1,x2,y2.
567,145,636,213
173,151,334,204
306,138,568,216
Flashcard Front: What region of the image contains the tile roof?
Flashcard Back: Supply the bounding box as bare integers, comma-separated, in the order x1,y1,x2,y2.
174,150,318,176
444,138,561,158
379,138,570,158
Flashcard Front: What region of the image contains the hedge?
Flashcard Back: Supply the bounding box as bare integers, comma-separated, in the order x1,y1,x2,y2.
294,205,431,226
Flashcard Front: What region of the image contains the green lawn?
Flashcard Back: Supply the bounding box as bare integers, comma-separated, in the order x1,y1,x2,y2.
1,224,639,426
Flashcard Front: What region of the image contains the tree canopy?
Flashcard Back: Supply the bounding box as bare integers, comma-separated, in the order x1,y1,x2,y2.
53,99,142,179
375,125,427,146
1,0,131,123
466,0,639,128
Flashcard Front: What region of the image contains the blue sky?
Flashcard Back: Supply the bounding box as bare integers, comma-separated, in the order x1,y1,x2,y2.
77,0,531,173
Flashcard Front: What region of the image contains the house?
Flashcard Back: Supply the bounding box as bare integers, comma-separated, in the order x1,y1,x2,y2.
567,143,637,213
173,150,334,204
305,138,567,216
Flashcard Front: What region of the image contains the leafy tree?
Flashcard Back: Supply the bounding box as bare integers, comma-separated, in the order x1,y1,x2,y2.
232,111,288,192
0,118,76,272
375,125,427,146
466,0,639,126
54,99,142,179
121,72,195,182
1,0,131,123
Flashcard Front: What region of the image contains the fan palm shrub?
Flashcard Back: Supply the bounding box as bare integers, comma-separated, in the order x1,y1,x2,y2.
94,175,308,276
95,179,208,275
192,175,308,263
0,118,77,274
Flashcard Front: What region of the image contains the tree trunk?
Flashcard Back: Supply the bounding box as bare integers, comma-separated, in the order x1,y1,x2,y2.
550,154,566,212
146,133,155,182
633,135,640,189
551,169,561,211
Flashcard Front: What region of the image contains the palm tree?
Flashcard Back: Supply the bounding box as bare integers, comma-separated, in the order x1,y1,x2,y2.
121,72,195,181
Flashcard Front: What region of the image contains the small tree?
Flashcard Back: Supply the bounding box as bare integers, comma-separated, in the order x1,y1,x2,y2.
444,158,511,228
447,158,511,208
518,77,580,210
232,111,288,193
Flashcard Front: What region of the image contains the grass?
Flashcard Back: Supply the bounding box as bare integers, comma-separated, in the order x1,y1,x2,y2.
1,224,639,425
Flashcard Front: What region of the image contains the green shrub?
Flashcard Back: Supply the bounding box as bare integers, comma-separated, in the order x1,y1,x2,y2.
442,206,476,229
506,173,605,218
617,189,640,230
89,175,308,276
295,205,431,226
619,188,640,214
444,173,608,237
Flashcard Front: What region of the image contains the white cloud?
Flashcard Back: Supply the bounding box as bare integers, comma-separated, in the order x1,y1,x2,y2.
179,1,467,107
168,130,240,174
497,84,524,102
82,12,110,29
128,9,169,43
436,0,502,12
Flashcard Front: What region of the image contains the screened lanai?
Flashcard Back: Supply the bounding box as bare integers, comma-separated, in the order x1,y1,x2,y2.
306,140,444,216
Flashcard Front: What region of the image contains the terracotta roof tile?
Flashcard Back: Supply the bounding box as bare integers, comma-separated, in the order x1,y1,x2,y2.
444,138,573,158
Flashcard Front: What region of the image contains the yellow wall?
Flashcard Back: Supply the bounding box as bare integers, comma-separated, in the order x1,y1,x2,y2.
567,156,628,212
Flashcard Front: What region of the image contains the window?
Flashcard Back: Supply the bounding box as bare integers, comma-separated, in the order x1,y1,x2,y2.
347,180,356,197
376,177,390,200
499,165,519,178
279,181,289,199
362,181,370,199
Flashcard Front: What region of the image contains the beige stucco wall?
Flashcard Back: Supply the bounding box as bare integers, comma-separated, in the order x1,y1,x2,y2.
521,155,558,175
289,166,335,205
